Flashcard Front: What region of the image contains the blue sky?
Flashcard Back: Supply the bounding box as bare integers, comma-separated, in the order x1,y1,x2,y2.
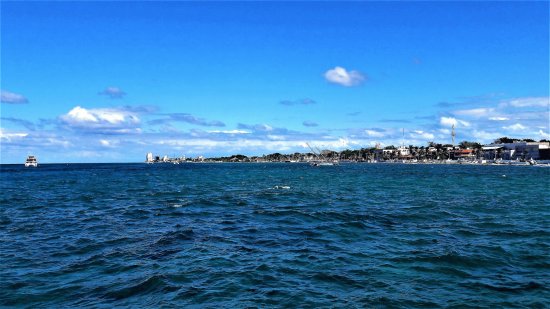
1,1,548,163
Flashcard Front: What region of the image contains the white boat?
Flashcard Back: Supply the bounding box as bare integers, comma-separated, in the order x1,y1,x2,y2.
306,142,338,167
25,155,38,167
309,161,335,166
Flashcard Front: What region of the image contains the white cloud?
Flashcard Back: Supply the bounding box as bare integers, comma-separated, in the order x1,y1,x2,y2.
151,135,373,154
1,90,29,104
438,96,548,141
472,130,500,142
45,137,71,148
539,130,550,139
412,130,434,140
440,117,456,127
454,108,494,117
324,66,365,87
440,116,470,127
365,129,385,138
207,130,251,134
60,106,140,133
488,117,509,121
0,128,28,141
66,106,99,122
338,138,350,148
502,123,527,131
98,139,121,148
258,124,273,131
267,135,286,141
506,97,549,108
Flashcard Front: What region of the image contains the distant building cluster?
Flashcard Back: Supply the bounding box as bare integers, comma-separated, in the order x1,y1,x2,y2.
481,141,550,160
146,152,189,164
144,139,550,165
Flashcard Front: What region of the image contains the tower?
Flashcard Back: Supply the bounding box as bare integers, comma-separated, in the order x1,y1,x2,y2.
451,124,456,145
402,128,405,149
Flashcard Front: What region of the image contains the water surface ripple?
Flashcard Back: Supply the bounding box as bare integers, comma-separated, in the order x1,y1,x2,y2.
1,163,549,307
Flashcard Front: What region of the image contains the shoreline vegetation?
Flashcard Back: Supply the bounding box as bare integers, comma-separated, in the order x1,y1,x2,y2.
147,137,550,165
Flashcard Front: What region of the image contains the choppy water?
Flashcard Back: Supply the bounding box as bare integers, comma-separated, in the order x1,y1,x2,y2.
1,163,549,307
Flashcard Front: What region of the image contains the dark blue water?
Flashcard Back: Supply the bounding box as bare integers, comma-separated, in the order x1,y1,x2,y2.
1,163,549,307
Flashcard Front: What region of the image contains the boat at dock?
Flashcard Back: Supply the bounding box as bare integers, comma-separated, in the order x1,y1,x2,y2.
309,161,336,166
306,143,338,166
25,155,38,167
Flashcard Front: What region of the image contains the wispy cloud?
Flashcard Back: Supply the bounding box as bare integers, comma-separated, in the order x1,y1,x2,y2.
1,90,29,104
440,116,470,127
411,130,434,141
502,123,527,132
471,130,501,142
431,95,550,143
2,93,548,163
0,128,28,141
364,129,385,138
488,116,509,121
436,93,505,108
380,118,411,123
207,129,250,134
453,108,495,118
121,105,159,114
539,130,550,139
302,121,318,127
279,98,316,106
504,97,548,108
149,113,225,127
415,115,436,120
237,123,273,132
98,86,127,99
324,66,365,87
0,117,36,130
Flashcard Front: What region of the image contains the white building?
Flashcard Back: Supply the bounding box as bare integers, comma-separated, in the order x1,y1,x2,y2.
146,152,154,163
482,142,550,160
397,146,410,156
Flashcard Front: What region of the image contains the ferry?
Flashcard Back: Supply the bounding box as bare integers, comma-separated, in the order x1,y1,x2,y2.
25,155,38,167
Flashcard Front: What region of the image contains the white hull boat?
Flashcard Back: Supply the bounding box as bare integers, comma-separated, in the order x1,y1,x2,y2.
25,155,38,167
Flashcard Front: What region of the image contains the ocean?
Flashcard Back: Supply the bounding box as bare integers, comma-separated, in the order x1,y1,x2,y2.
1,163,548,307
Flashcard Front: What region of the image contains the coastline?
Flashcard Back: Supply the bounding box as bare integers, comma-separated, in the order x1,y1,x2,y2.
4,160,547,166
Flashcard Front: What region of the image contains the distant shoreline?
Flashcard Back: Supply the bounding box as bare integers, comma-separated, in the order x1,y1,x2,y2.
2,160,550,166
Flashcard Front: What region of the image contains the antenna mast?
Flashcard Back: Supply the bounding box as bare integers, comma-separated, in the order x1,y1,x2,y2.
451,124,456,145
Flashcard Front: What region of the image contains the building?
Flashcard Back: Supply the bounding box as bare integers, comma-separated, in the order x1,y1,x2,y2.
482,142,550,160
451,149,475,160
397,146,410,157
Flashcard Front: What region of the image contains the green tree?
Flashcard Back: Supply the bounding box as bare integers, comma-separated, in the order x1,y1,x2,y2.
494,137,515,144
459,141,482,149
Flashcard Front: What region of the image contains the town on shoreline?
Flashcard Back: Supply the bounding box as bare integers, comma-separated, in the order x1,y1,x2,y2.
146,137,550,165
